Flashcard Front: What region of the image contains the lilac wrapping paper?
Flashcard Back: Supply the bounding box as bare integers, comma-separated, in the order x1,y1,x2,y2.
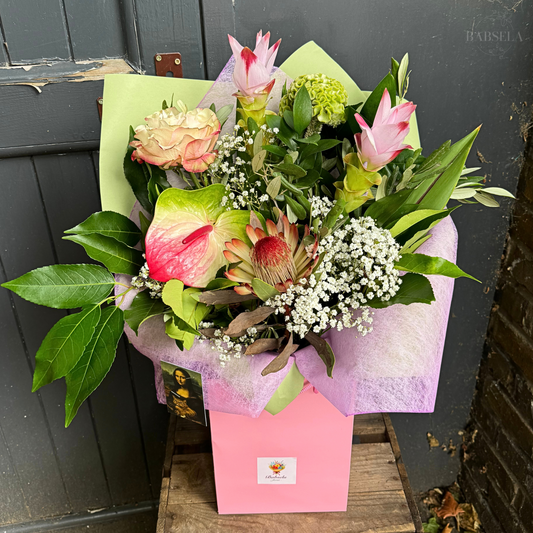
118,56,459,417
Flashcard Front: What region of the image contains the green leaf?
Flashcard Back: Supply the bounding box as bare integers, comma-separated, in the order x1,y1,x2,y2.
274,162,307,178
265,114,281,131
32,305,101,392
389,209,448,237
124,291,166,334
474,191,500,207
252,278,280,301
293,85,313,135
64,211,142,247
64,306,124,427
263,145,288,158
322,200,346,230
285,195,307,220
394,207,458,246
364,190,413,227
367,273,435,308
409,127,480,209
267,175,282,199
360,73,397,125
205,279,240,290
295,134,321,144
395,253,479,281
283,110,295,131
400,232,432,254
124,141,152,214
296,169,321,189
147,166,171,206
64,234,144,276
172,315,200,336
1,264,114,309
247,117,259,135
216,103,233,126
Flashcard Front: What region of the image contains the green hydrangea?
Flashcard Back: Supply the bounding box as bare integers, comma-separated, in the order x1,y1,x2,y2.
279,74,348,129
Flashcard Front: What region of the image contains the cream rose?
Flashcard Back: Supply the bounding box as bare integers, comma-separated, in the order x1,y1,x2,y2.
130,102,221,173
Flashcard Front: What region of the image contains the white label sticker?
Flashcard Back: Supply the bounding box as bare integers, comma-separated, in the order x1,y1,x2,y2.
257,457,297,484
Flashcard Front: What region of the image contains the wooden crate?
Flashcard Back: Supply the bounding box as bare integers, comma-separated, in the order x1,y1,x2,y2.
157,412,423,533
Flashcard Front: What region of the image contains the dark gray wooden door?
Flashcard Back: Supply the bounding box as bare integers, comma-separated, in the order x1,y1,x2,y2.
0,1,206,531
1,1,532,531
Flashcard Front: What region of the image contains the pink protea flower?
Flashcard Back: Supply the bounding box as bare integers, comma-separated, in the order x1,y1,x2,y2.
354,88,416,172
223,216,319,295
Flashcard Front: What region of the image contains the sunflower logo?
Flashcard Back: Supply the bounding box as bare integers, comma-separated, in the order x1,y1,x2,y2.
269,461,286,475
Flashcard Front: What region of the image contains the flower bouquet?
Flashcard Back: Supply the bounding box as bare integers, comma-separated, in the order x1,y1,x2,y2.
2,31,513,514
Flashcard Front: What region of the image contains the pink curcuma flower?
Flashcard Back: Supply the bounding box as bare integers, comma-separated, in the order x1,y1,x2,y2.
354,88,416,172
228,30,281,100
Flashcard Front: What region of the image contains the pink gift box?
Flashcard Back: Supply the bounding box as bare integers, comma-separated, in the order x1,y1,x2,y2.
210,387,355,514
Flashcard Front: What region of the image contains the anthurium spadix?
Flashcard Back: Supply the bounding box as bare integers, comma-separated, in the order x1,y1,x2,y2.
145,184,250,287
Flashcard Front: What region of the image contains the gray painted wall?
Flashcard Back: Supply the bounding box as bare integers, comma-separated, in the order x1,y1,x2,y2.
0,0,531,529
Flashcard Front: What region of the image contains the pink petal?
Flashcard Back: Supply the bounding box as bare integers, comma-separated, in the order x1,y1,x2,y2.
373,88,392,126
233,47,270,96
371,122,410,153
265,39,281,73
388,101,416,124
182,152,216,173
253,30,270,65
228,34,243,57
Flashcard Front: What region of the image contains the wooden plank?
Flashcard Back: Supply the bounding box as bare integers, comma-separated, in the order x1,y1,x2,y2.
134,0,205,79
0,60,133,158
157,477,171,533
349,443,403,494
0,0,70,63
353,413,388,443
163,415,178,478
383,415,423,533
63,0,126,61
0,157,71,518
89,338,154,505
199,0,235,80
168,454,216,505
163,491,414,533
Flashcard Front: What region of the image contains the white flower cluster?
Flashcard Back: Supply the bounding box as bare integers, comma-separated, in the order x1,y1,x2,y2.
198,322,261,366
131,261,165,298
267,217,402,338
310,195,336,219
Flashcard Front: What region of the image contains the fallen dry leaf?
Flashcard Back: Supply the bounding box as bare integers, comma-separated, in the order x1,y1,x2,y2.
197,290,257,305
261,333,299,376
436,492,464,520
442,524,453,533
427,432,440,448
225,306,275,337
458,503,481,532
244,337,280,355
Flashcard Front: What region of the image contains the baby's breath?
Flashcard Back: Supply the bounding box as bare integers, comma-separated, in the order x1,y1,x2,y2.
267,217,402,338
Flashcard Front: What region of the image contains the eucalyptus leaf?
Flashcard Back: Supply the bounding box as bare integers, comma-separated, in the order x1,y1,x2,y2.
1,264,115,309
124,290,166,334
286,203,298,223
225,306,275,337
304,332,335,377
395,253,479,281
65,211,142,247
64,306,124,427
32,304,102,392
216,103,233,126
267,175,282,199
474,191,500,207
450,188,477,200
481,187,515,198
64,234,144,275
252,150,267,172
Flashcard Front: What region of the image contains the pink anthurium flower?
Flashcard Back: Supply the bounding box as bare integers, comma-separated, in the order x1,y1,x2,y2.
145,184,250,287
228,30,281,125
354,88,416,172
